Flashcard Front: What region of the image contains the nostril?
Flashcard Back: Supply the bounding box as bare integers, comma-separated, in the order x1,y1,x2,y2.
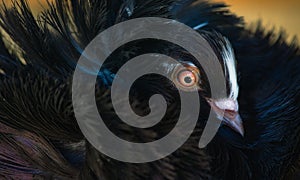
224,109,237,119
214,99,238,112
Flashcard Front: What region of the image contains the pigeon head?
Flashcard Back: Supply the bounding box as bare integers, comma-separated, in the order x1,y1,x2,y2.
133,31,244,137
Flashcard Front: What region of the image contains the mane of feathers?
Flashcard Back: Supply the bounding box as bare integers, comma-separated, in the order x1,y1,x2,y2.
0,0,299,179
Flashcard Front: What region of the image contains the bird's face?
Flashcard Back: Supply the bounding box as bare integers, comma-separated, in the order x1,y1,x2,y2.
106,31,244,138
161,32,244,136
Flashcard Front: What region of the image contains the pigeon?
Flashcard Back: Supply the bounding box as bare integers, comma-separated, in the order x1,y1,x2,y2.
0,0,299,179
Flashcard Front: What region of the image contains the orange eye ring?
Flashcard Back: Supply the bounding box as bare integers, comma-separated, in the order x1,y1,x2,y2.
172,63,201,91
177,70,197,87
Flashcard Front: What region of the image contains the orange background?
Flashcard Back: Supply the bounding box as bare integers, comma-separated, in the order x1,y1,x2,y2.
2,0,300,40
224,0,300,41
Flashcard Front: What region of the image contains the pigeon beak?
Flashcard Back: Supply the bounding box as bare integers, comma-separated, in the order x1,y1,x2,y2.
206,98,244,137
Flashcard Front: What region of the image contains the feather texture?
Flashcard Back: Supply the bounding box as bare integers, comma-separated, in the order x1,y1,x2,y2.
0,0,299,179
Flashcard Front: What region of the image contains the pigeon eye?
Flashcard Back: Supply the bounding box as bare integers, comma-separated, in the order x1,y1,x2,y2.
178,70,197,87
172,64,201,91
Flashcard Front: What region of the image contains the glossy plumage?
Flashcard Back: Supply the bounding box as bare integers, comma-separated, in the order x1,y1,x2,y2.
0,0,299,179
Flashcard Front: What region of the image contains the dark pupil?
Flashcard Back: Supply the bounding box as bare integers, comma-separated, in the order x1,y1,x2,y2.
184,76,192,84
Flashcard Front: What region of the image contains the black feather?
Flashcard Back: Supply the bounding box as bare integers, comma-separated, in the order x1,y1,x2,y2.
0,0,299,179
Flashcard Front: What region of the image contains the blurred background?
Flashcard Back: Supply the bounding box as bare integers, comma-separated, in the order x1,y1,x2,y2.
224,0,300,41
2,0,300,40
